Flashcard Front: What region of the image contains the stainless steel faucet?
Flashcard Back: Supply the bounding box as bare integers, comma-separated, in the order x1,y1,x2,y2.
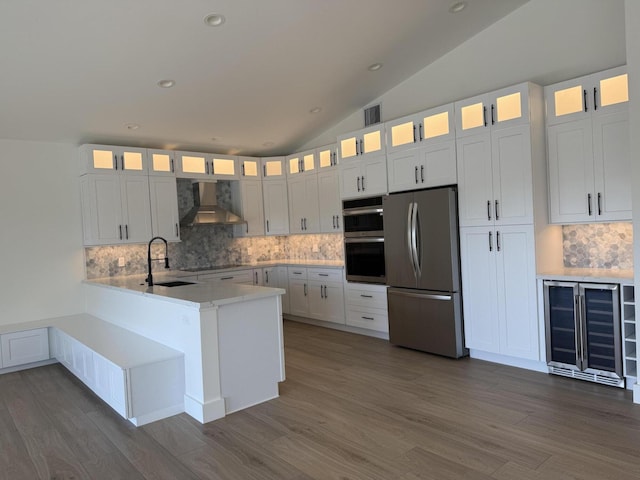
146,236,169,287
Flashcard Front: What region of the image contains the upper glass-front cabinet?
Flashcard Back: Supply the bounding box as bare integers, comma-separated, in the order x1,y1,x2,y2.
545,66,628,125
239,156,262,179
337,124,385,161
317,144,338,169
454,83,531,137
147,149,175,176
286,150,317,177
261,156,286,179
175,152,239,180
80,144,148,175
386,104,454,153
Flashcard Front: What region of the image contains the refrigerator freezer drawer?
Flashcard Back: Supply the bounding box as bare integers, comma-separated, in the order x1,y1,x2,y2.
387,288,467,358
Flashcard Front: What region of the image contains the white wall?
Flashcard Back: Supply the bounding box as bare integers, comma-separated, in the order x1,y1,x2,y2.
302,0,627,149
0,140,85,326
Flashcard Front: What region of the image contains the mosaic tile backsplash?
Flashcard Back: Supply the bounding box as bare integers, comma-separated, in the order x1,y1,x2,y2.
85,179,344,279
562,223,633,270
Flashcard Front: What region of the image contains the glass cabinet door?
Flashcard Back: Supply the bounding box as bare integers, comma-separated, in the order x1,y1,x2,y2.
580,284,621,375
177,152,209,177
82,145,148,174
148,149,175,175
239,156,261,178
211,155,238,179
544,283,579,367
261,156,285,179
317,144,337,169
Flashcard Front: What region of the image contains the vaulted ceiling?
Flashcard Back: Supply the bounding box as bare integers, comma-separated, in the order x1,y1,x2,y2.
0,0,529,156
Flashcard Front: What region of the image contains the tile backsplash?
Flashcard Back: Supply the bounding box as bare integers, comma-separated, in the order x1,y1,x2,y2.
85,179,343,279
562,223,633,270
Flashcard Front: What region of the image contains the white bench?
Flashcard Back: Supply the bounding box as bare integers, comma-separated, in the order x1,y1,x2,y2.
1,314,185,426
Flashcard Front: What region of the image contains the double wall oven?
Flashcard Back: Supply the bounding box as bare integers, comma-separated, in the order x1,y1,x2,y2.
342,196,385,284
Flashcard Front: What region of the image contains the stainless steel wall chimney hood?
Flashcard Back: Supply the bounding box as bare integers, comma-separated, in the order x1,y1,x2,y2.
180,181,246,227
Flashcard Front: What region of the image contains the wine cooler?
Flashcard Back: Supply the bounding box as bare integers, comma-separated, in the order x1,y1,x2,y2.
543,281,623,388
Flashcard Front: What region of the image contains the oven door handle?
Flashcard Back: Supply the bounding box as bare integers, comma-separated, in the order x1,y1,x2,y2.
344,237,385,244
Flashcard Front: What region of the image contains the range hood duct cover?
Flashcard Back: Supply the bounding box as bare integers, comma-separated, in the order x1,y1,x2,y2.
180,181,246,226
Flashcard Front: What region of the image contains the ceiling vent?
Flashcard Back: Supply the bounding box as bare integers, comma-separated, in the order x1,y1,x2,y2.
364,104,381,127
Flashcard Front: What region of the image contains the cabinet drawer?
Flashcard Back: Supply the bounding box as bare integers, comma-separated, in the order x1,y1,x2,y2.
288,267,308,280
346,307,389,333
307,268,342,283
198,270,253,284
346,286,388,309
1,328,50,368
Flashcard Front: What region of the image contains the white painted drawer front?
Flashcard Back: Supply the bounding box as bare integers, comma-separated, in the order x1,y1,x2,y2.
346,286,388,310
288,267,308,280
346,307,389,333
1,328,50,368
307,268,342,283
198,270,253,284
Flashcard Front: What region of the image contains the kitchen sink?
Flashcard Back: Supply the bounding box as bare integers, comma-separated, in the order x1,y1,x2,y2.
154,280,196,287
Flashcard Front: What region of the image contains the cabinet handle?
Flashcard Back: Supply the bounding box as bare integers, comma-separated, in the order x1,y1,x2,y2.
597,192,602,216
494,200,499,221
587,193,593,216
125,225,129,239
359,139,364,155
246,222,249,234
593,87,598,111
220,276,233,280
265,271,269,284
488,231,493,252
487,200,492,221
324,285,328,299
210,161,215,175
320,285,324,298
336,216,340,229
119,225,123,240
496,230,501,252
483,106,488,127
171,158,174,173
241,164,245,176
357,176,361,192
415,166,419,184
304,218,307,230
332,215,336,228
175,223,179,237
255,271,258,284
491,104,495,125
583,89,588,112
304,283,307,296
360,294,373,298
266,220,270,233
319,273,329,277
574,294,582,365
419,123,424,142
205,161,209,175
361,316,375,321
301,218,304,231
263,164,267,177
420,165,424,183
413,125,417,143
362,176,366,191
121,155,125,170
114,154,118,170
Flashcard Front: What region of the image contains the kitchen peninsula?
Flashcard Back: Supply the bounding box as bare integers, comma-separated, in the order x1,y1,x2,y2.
82,275,285,424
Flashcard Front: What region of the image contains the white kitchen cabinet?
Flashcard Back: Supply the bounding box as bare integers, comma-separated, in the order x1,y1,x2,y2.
460,224,539,360
0,328,50,368
344,283,388,333
198,269,253,285
80,173,152,245
317,168,342,233
456,83,541,227
175,151,239,180
316,144,339,171
545,66,630,223
147,149,176,176
263,266,290,315
287,267,309,317
149,176,180,242
387,139,457,193
79,144,149,175
231,179,265,237
238,156,262,179
338,124,387,200
307,268,345,324
288,174,320,234
261,156,286,179
286,149,317,177
262,179,290,235
386,103,455,153
455,83,531,138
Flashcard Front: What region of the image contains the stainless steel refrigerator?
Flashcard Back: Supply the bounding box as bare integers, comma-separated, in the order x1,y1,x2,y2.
383,186,467,358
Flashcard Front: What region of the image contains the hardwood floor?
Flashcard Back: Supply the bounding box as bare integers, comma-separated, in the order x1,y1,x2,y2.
3,320,640,479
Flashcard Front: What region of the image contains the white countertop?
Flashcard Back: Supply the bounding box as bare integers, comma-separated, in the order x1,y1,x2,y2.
84,274,285,308
537,268,634,285
175,259,344,276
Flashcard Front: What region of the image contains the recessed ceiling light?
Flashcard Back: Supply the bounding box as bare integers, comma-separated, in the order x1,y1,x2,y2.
368,63,383,72
157,79,175,88
125,123,140,130
211,137,218,142
204,13,226,27
309,107,322,114
263,141,275,147
449,2,467,13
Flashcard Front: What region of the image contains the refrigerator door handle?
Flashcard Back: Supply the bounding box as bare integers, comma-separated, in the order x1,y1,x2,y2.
412,201,421,278
406,201,417,277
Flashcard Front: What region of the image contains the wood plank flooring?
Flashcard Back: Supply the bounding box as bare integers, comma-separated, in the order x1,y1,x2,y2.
3,320,640,479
